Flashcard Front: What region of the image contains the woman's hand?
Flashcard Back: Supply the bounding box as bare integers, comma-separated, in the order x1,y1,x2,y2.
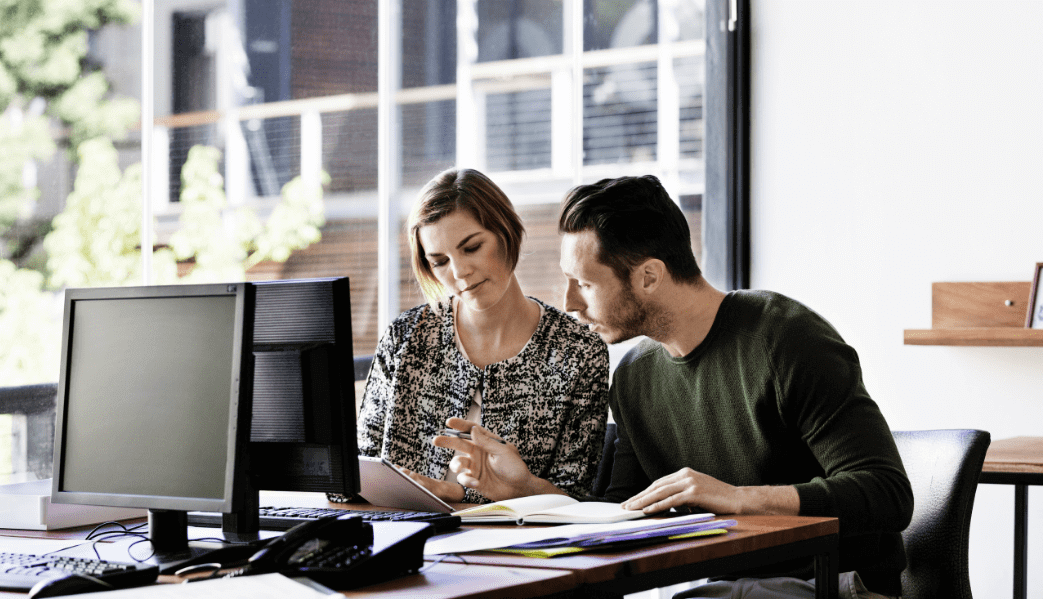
396,465,466,503
433,418,558,501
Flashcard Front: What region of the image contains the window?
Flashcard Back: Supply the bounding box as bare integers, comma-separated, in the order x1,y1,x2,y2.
145,0,744,356
2,0,749,480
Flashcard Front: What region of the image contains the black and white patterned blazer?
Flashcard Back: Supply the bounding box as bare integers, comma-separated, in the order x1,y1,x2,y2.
353,297,609,503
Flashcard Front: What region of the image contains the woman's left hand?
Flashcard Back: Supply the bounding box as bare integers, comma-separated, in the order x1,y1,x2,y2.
397,466,466,503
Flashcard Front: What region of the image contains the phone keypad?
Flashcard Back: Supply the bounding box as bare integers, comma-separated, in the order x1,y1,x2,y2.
302,545,371,569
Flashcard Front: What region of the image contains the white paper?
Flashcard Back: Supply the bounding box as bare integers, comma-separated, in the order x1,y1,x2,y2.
0,536,87,556
73,573,339,597
424,512,715,555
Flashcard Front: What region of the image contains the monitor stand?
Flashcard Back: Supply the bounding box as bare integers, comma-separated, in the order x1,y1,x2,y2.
143,507,279,575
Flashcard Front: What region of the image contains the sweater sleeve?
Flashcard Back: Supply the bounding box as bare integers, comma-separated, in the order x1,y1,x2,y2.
355,320,401,459
777,321,913,536
542,337,610,498
599,377,653,503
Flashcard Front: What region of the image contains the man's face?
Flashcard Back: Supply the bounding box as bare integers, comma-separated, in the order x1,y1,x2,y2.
560,230,648,344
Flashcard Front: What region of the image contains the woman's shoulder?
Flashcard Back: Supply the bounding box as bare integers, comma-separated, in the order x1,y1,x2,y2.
376,301,456,367
382,301,450,345
389,301,445,327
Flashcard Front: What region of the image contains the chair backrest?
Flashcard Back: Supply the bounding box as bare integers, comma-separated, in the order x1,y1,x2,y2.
352,355,374,417
592,422,617,498
353,354,374,382
892,429,990,599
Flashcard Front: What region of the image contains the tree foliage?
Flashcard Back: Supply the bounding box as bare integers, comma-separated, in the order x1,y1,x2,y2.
0,0,140,243
0,3,328,385
167,144,327,283
0,0,141,384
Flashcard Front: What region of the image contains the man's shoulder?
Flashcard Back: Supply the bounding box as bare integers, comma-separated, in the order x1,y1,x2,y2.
615,337,663,373
724,290,840,339
534,298,608,351
727,289,815,318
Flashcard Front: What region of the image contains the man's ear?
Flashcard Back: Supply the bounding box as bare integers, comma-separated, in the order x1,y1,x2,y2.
633,259,666,294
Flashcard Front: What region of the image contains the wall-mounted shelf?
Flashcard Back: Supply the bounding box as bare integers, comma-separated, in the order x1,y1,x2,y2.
904,328,1043,346
904,282,1043,347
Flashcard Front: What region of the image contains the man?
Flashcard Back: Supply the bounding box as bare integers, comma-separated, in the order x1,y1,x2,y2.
437,175,912,599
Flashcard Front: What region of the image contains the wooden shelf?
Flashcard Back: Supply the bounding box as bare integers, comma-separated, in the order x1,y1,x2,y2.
904,328,1043,347
904,281,1043,346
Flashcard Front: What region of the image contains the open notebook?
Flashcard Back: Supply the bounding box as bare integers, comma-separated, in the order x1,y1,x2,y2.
452,494,648,524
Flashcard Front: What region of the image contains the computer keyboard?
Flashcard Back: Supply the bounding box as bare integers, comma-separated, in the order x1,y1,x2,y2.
0,551,159,593
187,506,462,533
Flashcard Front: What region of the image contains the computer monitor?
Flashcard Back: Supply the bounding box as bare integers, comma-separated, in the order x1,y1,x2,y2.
248,277,359,497
51,283,256,565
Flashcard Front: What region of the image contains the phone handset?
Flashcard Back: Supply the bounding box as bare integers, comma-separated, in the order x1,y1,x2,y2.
245,514,373,574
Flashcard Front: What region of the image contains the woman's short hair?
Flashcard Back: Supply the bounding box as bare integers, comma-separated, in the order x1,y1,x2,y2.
558,175,700,285
408,168,525,304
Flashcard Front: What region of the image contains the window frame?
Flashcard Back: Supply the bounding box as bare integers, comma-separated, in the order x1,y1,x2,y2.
703,0,750,292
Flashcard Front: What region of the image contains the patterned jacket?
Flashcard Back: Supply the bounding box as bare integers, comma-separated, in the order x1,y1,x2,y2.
352,297,609,503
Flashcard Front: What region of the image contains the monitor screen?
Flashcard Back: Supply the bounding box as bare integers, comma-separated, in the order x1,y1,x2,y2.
52,284,253,517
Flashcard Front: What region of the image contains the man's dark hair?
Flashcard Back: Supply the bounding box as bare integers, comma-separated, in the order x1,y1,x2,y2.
558,175,700,285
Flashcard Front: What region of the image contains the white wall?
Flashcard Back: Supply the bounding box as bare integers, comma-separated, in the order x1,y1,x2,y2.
750,1,1043,596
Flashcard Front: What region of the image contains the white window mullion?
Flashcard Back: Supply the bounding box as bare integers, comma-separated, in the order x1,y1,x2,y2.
140,0,154,285
657,0,682,198
378,0,402,331
300,110,323,189
567,0,583,185
456,0,479,168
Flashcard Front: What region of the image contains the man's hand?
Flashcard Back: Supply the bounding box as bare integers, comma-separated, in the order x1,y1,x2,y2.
622,467,800,516
432,418,564,501
397,466,466,503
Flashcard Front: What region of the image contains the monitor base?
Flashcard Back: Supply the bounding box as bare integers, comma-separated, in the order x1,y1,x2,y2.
147,527,281,575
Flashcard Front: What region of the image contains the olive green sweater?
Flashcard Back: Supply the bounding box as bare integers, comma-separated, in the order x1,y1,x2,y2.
603,290,912,595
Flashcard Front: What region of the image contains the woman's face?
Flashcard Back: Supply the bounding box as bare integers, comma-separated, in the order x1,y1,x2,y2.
418,210,514,312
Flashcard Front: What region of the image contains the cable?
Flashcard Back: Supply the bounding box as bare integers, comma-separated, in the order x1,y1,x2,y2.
419,553,468,572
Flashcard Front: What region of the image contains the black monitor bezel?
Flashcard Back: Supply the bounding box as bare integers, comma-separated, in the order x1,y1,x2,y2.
50,283,255,515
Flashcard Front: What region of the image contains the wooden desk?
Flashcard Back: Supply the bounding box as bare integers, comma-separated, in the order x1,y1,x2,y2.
0,502,840,598
432,514,840,599
338,562,577,599
980,436,1043,599
260,497,840,597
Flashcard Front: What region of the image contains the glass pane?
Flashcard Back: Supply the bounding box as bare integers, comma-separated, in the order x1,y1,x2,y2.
677,53,705,161
401,101,457,188
154,1,382,358
403,0,456,87
585,0,656,51
584,62,659,165
324,109,379,194
477,0,563,61
486,89,554,171
2,4,145,482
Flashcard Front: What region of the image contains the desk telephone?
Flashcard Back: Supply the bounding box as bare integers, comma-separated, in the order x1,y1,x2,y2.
246,513,372,576
232,513,432,589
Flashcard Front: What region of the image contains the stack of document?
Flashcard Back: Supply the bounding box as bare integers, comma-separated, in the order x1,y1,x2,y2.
0,479,145,530
426,512,737,557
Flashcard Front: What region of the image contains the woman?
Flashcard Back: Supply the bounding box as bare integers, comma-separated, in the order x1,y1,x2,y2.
331,168,609,504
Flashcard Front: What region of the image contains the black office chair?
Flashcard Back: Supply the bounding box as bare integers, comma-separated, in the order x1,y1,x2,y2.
0,383,58,480
592,422,617,497
892,429,991,599
353,354,373,382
